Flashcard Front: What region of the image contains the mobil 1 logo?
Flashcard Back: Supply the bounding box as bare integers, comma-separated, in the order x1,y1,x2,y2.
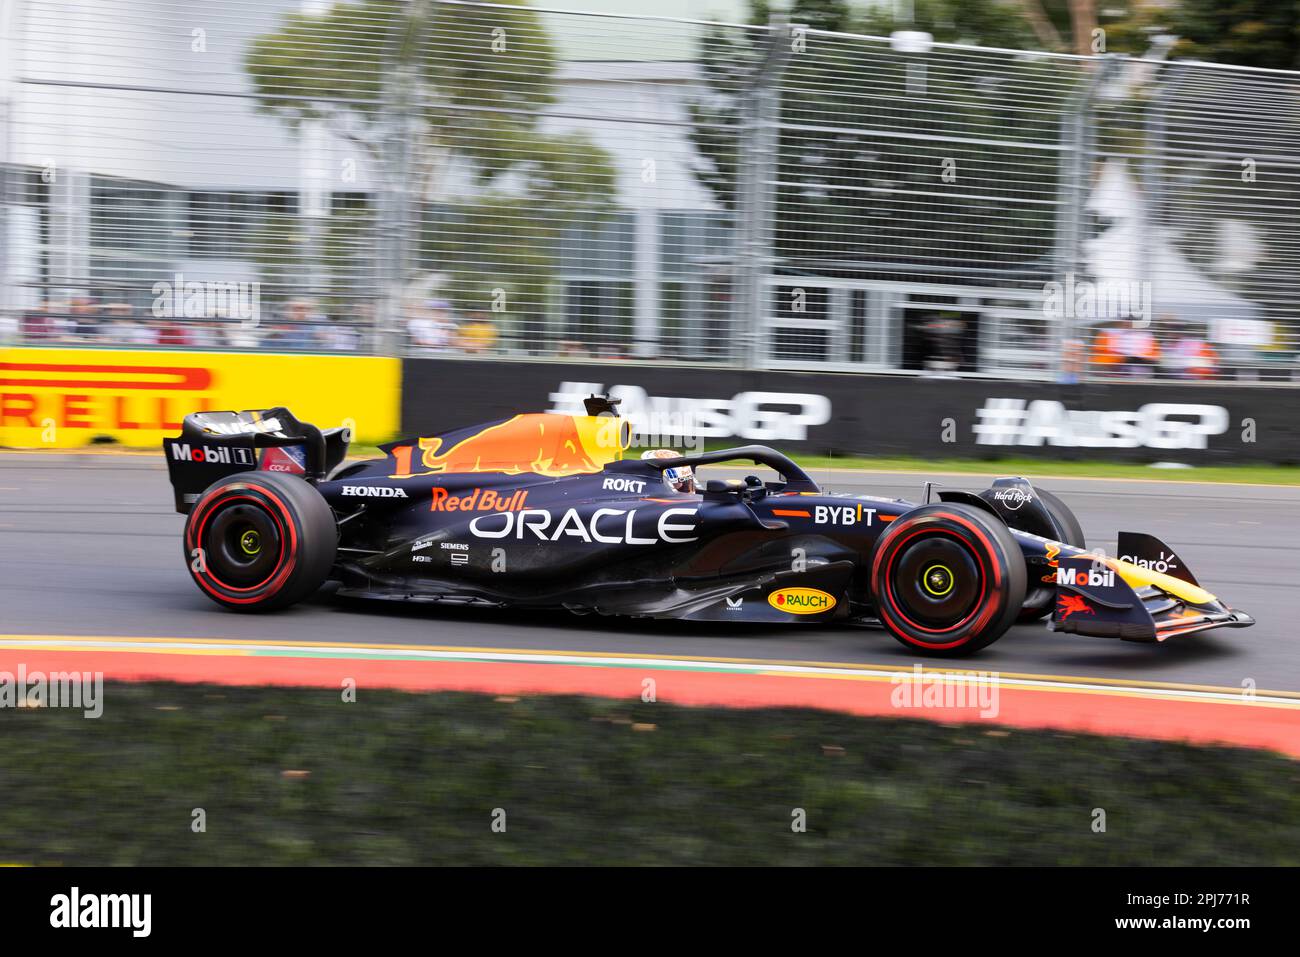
168,440,254,467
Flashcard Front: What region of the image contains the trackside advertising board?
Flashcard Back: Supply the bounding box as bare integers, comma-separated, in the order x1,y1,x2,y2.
0,349,401,447
401,357,1300,464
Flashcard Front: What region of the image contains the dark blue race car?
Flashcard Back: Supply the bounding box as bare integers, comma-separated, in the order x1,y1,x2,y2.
162,398,1254,656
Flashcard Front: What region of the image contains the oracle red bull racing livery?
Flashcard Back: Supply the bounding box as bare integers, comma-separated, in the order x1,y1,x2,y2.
162,398,1254,656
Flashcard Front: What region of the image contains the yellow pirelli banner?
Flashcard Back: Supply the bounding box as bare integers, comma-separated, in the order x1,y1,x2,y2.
0,348,401,448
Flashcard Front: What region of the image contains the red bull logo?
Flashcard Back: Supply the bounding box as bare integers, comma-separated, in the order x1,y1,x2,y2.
430,487,529,512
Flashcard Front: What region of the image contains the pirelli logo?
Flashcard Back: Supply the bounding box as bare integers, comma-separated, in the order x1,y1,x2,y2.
0,360,216,432
1,348,401,448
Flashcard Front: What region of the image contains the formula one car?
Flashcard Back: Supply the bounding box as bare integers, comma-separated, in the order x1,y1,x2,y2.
162,400,1254,656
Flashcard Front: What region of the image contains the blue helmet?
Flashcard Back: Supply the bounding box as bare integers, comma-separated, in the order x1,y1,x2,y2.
641,449,695,492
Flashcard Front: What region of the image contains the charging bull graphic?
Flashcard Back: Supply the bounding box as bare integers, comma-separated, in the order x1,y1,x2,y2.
411,414,628,477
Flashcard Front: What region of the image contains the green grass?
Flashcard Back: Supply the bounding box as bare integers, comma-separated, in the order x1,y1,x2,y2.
1,682,1295,865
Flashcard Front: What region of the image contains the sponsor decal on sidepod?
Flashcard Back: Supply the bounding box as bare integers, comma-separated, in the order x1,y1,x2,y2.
813,504,875,526
768,587,836,614
469,507,698,544
430,487,528,512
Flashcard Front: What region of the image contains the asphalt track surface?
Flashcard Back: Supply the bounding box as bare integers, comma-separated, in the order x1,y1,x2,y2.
3,452,1299,692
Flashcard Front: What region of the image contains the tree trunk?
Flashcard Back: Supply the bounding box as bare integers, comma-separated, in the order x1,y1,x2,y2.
1017,0,1064,51
1069,0,1099,56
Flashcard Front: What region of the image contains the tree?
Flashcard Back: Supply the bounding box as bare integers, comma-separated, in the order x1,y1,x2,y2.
855,0,1041,49
244,0,615,321
1021,0,1300,65
687,0,1081,275
1164,0,1300,70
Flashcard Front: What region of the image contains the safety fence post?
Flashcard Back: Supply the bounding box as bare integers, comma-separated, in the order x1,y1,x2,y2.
731,14,791,369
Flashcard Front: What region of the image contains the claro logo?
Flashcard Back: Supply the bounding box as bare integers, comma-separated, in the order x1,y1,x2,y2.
0,361,215,431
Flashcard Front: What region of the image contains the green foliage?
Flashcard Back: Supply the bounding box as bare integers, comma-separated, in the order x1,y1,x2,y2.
244,0,559,168
1165,0,1300,70
1033,0,1300,66
244,0,616,313
686,0,1077,270
857,0,1038,48
2,682,1296,865
416,130,616,319
684,25,755,212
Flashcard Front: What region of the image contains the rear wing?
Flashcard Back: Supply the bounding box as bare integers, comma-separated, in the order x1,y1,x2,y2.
162,407,350,513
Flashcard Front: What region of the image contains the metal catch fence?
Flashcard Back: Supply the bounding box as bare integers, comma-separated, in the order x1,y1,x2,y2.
1,0,1297,383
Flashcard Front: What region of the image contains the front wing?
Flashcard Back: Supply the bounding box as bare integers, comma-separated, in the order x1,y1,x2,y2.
1049,549,1254,643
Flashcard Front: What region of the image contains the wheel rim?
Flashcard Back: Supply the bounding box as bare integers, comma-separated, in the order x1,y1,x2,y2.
888,533,983,634
921,563,955,597
203,502,285,588
239,528,261,556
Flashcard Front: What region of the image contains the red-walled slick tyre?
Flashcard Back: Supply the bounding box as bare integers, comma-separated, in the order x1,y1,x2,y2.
183,471,337,612
870,503,1026,657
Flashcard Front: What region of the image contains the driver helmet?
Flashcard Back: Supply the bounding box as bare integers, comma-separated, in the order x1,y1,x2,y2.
641,449,695,493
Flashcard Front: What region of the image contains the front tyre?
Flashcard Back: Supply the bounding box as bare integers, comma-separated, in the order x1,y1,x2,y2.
871,503,1026,657
184,471,337,612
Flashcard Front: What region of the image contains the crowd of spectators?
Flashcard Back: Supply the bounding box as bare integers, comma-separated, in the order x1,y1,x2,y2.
1084,319,1221,380
2,294,575,361
402,299,630,359
2,297,368,352
4,295,1283,382
404,299,500,355
3,295,517,358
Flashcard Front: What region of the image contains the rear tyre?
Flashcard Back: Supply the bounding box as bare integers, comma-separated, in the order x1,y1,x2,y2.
1017,487,1085,622
184,471,336,612
871,503,1026,657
